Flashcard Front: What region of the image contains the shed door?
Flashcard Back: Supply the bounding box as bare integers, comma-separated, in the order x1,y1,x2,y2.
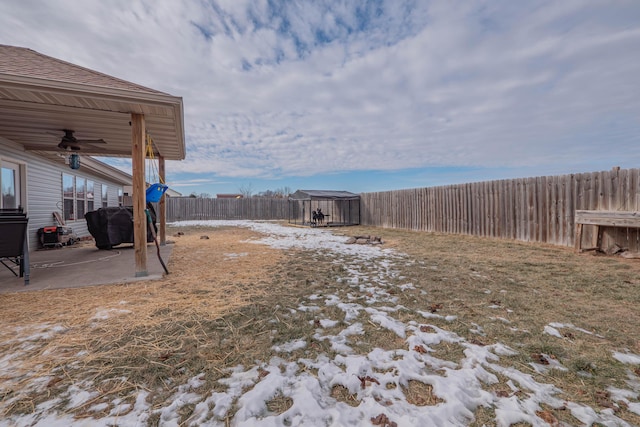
1,160,22,209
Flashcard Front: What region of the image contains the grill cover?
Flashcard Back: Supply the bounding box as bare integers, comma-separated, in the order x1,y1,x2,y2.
85,205,156,249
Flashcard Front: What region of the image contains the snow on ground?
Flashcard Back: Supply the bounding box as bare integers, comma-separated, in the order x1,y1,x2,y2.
1,220,639,426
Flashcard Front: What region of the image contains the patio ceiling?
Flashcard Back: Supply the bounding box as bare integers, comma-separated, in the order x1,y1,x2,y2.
0,45,185,160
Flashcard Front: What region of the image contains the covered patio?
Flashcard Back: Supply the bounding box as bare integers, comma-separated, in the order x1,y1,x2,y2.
0,241,172,293
0,45,185,283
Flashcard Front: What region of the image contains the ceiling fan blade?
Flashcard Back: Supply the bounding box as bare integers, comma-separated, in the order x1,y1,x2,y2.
58,141,81,150
75,139,107,144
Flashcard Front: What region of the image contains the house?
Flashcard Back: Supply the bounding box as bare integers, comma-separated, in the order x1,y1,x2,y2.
165,188,182,198
0,143,132,249
216,193,243,199
122,185,182,205
0,44,185,277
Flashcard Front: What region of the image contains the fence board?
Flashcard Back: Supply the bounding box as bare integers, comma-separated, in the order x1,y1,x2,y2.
167,198,288,222
166,168,640,251
359,167,640,251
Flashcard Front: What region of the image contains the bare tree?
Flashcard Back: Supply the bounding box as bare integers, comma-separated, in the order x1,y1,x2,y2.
255,187,293,198
238,183,253,198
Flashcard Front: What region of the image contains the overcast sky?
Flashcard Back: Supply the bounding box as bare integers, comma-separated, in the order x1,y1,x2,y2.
1,1,639,196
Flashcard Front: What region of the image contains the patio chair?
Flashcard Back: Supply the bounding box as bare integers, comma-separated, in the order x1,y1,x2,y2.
0,214,30,285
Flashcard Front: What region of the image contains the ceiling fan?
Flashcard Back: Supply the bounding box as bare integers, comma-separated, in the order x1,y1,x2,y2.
58,129,106,151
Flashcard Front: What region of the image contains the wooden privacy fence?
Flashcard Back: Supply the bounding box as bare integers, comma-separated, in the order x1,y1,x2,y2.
162,168,640,251
359,168,640,251
166,197,288,222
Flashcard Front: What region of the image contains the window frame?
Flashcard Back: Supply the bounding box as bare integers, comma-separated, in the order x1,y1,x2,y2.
102,184,108,208
86,180,94,213
62,173,76,221
1,160,21,209
62,174,109,221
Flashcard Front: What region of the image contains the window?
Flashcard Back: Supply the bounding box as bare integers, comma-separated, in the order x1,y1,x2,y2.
76,177,86,219
118,188,123,206
87,180,94,212
63,175,114,219
63,174,75,221
1,161,21,209
102,185,108,208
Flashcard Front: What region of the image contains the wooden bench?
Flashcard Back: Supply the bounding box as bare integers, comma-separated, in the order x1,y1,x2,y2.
575,210,640,252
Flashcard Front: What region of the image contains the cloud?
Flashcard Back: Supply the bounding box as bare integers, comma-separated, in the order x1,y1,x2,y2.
168,178,228,188
1,0,639,188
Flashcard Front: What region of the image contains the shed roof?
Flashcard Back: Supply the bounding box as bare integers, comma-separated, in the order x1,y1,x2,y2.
289,190,360,201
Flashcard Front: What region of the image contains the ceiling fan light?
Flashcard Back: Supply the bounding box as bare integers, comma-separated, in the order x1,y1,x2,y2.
69,153,80,170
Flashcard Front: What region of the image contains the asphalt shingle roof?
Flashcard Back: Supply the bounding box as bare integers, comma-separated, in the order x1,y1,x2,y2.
0,44,166,95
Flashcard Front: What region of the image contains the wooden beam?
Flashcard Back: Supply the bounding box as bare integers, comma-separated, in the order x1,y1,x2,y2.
575,210,640,228
574,223,583,252
159,155,166,245
131,113,147,276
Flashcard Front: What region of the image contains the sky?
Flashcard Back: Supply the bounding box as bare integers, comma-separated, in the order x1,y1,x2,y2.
2,221,639,426
1,1,640,197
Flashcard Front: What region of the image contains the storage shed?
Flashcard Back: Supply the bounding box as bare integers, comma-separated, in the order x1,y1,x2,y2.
288,190,360,227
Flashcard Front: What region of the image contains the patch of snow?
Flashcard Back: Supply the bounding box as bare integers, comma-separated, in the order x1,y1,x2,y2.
3,221,636,427
548,322,604,338
417,311,457,322
613,351,640,365
543,325,563,338
272,339,307,353
317,319,339,328
91,308,132,321
223,252,248,259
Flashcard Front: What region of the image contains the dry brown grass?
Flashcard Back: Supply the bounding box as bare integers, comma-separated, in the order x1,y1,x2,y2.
403,380,443,406
331,385,360,407
0,225,286,419
347,225,640,426
0,222,639,425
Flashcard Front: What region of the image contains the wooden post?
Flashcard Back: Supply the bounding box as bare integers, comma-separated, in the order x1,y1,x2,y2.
131,113,147,277
159,155,166,245
574,223,583,252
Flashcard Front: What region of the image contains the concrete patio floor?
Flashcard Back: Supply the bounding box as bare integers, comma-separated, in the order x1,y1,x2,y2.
0,240,173,293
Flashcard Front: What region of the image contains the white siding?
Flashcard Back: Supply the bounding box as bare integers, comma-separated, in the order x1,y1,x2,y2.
1,137,125,251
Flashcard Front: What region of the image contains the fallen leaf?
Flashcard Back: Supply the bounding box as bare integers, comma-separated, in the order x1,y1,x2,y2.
414,345,428,354
536,409,559,426
429,303,443,313
358,375,380,389
47,377,63,388
420,325,435,333
371,413,397,427
374,395,393,406
595,390,617,411
531,353,549,365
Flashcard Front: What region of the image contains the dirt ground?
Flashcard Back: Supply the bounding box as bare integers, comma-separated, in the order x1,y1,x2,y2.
0,222,639,425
